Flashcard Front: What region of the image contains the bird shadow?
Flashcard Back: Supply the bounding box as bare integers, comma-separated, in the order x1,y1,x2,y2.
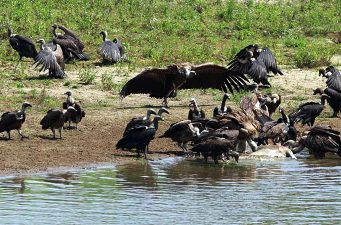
151,150,185,156
116,103,216,110
93,61,115,67
37,135,61,140
25,75,53,81
0,136,10,141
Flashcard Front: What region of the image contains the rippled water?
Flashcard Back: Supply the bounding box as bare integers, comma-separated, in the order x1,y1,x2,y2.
1,157,341,224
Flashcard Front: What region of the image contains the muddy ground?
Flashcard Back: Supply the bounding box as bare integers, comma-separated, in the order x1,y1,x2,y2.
0,64,341,176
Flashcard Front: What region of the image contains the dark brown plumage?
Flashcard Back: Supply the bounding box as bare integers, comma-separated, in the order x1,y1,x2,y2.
64,103,85,129
188,98,205,120
265,93,281,118
314,87,341,118
0,102,32,140
213,94,231,117
120,63,248,107
289,99,326,127
8,28,37,60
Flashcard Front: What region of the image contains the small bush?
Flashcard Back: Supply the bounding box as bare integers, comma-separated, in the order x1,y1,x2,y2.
79,68,96,85
294,44,335,68
101,74,115,91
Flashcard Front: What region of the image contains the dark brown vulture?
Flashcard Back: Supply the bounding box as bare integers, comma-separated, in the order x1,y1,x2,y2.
40,107,77,139
53,24,85,50
319,66,341,92
116,116,164,158
8,28,37,60
228,44,283,87
313,88,341,118
51,24,89,61
159,120,200,154
188,98,205,120
120,63,249,107
293,125,341,159
34,39,65,79
99,31,126,63
0,102,32,140
64,103,85,129
264,93,281,118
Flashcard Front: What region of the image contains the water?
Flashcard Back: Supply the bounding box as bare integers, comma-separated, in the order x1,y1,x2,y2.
1,157,341,224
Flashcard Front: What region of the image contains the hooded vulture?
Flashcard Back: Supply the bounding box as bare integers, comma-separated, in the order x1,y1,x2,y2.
116,116,164,158
188,98,205,120
34,39,65,79
51,24,89,61
293,125,341,159
120,63,249,107
8,28,37,60
228,44,283,87
0,102,32,140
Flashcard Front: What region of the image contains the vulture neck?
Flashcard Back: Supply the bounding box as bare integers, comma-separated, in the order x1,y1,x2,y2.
152,119,161,131
321,94,329,106
21,105,28,113
67,96,75,106
280,109,290,125
146,110,154,120
101,32,108,42
220,96,228,112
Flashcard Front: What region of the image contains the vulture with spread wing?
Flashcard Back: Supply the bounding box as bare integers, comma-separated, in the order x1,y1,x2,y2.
228,44,283,87
120,63,248,107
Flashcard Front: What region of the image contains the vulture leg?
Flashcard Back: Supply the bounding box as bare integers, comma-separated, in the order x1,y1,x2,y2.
17,129,28,140
229,151,239,163
247,138,258,152
237,140,247,153
144,146,148,159
162,97,169,108
136,149,141,158
213,154,219,164
52,129,56,139
203,154,208,163
59,128,63,139
7,131,12,140
68,120,71,129
332,110,338,118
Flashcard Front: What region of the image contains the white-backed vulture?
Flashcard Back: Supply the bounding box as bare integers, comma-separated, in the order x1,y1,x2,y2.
0,102,32,140
99,31,126,63
120,63,249,107
8,28,37,60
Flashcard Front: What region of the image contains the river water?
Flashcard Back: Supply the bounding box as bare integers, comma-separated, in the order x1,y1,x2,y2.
1,157,341,224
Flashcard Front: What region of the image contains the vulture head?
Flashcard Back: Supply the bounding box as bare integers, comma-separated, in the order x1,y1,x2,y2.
172,63,196,79
223,93,231,101
313,88,324,95
158,107,170,116
146,108,157,118
64,90,72,96
318,69,326,77
7,27,14,38
270,94,280,104
99,31,108,41
189,98,200,111
51,23,58,29
21,102,32,112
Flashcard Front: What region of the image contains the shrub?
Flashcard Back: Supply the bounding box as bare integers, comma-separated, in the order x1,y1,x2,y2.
79,68,96,85
294,44,335,68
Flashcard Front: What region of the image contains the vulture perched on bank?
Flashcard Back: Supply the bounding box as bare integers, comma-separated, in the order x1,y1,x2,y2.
319,66,341,92
40,107,77,139
99,31,126,63
0,102,32,140
228,44,283,87
62,90,75,109
293,125,341,159
64,103,85,129
116,116,164,158
8,28,37,60
123,108,169,135
34,39,65,78
51,24,89,61
213,94,231,117
120,63,249,107
160,120,200,153
188,98,205,120
289,98,327,127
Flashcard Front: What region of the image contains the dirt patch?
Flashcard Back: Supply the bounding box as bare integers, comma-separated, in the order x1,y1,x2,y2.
0,65,340,176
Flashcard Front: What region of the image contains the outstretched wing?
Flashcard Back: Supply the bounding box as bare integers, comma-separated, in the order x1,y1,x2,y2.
248,60,269,85
53,37,88,60
120,67,179,99
227,44,259,74
179,64,249,93
258,47,283,75
34,47,64,78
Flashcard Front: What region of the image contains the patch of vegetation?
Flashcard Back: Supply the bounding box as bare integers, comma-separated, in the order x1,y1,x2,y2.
101,74,115,91
79,68,96,85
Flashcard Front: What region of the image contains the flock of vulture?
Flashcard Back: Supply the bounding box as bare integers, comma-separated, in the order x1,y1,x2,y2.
5,24,341,163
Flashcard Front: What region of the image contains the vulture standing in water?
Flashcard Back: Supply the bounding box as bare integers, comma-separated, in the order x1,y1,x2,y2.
188,98,205,120
120,63,249,107
292,125,341,159
159,120,200,154
51,24,89,61
8,28,37,60
213,93,231,117
192,137,239,164
123,107,169,135
116,116,164,158
289,96,328,127
0,102,32,140
99,31,126,63
228,44,283,87
40,107,77,139
34,39,65,78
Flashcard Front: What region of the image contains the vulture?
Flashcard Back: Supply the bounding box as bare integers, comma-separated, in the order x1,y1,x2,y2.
40,107,77,139
192,137,239,164
120,63,249,107
123,107,169,135
293,125,341,159
99,31,126,63
116,116,164,158
264,93,281,118
8,28,37,60
51,24,89,61
62,90,75,109
0,102,32,140
188,98,205,120
34,39,65,79
228,44,283,87
289,97,327,127
213,94,231,117
64,103,85,129
258,121,289,146
159,120,200,153
313,88,341,117
240,92,269,117
319,66,341,92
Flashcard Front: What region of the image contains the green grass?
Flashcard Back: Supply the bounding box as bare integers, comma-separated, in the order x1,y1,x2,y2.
0,0,339,68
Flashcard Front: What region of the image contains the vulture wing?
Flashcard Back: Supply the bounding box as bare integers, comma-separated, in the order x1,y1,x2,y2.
53,38,88,60
120,67,177,99
248,60,269,85
227,44,259,74
179,64,249,93
258,47,283,75
326,67,341,92
101,41,121,62
40,110,63,130
34,47,65,78
0,113,20,132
